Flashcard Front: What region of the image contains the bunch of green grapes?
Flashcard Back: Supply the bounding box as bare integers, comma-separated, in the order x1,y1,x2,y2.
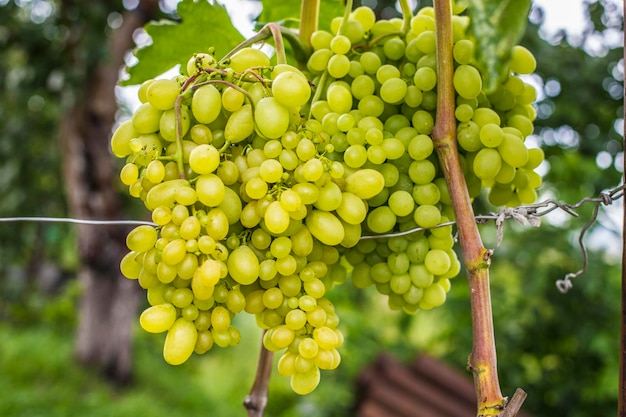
112,44,394,393
112,0,544,396
301,4,543,311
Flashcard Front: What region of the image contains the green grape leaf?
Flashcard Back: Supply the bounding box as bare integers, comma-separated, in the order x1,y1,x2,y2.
467,0,531,93
122,0,244,86
259,0,345,32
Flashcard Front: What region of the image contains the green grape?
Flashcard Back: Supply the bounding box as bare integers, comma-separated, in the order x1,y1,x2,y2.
424,249,451,275
453,64,482,99
308,49,333,73
146,78,180,111
351,75,375,100
291,367,321,395
345,169,385,199
191,84,222,124
163,318,198,365
228,245,259,285
145,179,190,210
452,39,474,65
196,174,225,207
264,200,291,234
507,114,534,137
454,103,474,122
457,121,481,152
120,163,139,186
328,54,351,79
224,104,254,143
381,138,405,160
330,35,351,55
228,47,270,73
473,148,502,180
380,78,408,104
189,144,220,175
498,133,529,167
326,83,353,114
272,70,311,108
145,160,166,184
255,97,290,139
132,102,162,134
351,6,376,31
524,148,544,170
473,107,500,126
360,51,382,75
415,31,436,54
310,30,333,50
412,110,434,135
388,190,415,217
186,52,216,76
358,95,384,117
221,86,245,112
313,181,342,211
336,18,364,43
367,206,396,234
413,204,441,228
421,283,447,308
413,67,437,91
479,123,504,148
383,37,406,61
510,45,536,74
159,107,191,142
111,119,137,158
376,64,401,84
335,192,367,224
407,134,434,160
127,225,158,253
306,210,344,246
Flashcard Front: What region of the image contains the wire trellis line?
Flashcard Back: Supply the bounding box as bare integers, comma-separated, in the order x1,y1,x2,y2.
0,217,157,226
0,183,623,292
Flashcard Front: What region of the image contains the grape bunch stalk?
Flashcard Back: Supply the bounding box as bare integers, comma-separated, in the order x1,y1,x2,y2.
111,0,543,396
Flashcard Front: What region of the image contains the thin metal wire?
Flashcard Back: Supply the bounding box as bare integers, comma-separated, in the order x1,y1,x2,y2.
0,217,157,226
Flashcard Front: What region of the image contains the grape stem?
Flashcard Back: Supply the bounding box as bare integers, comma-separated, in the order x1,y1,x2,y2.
174,94,186,179
431,1,525,416
243,331,274,417
299,0,319,48
398,0,413,35
337,0,353,38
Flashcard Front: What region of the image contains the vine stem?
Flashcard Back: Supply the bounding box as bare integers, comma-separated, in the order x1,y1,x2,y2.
299,0,319,48
243,331,274,417
174,94,186,178
432,1,511,416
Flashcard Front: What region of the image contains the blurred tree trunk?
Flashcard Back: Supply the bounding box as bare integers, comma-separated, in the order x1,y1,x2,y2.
60,0,158,384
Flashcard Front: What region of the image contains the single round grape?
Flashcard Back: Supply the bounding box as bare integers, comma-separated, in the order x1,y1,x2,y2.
388,190,415,217
413,67,437,91
328,54,351,79
326,83,353,114
366,206,396,234
498,133,529,168
196,174,225,207
345,169,385,199
413,204,441,228
360,51,382,75
473,148,502,180
192,84,222,124
479,123,504,148
255,97,290,139
424,249,451,276
272,70,311,108
453,64,482,99
510,45,536,74
228,47,270,73
380,78,408,104
453,39,474,65
227,245,259,285
146,78,180,111
189,144,220,174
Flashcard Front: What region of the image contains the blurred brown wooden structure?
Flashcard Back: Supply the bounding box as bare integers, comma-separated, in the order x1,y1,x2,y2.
356,354,534,417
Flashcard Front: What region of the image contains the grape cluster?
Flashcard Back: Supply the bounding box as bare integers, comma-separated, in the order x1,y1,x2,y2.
112,2,543,395
303,5,542,312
